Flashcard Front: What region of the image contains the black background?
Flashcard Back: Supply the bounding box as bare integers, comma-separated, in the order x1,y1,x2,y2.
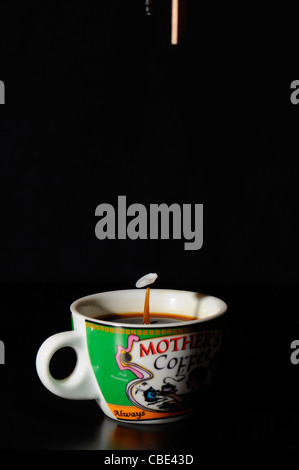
1,0,299,451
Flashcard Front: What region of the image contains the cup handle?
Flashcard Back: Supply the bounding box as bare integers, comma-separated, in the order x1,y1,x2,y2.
36,330,98,400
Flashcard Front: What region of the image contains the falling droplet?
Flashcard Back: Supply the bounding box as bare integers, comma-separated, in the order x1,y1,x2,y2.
135,273,158,288
135,273,158,325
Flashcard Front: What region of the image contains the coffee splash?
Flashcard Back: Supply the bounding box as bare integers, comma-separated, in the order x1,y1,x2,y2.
135,273,158,325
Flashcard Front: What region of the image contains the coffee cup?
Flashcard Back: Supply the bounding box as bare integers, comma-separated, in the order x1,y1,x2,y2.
36,289,227,424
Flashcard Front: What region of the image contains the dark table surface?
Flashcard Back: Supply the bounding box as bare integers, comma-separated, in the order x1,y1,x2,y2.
0,282,298,451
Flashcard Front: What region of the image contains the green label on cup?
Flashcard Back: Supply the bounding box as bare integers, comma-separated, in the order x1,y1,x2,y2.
85,319,222,422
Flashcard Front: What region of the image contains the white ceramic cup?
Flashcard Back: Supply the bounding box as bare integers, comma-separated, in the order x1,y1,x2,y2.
36,289,227,424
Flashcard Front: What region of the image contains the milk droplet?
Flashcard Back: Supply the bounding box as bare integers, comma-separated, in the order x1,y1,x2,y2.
135,273,158,288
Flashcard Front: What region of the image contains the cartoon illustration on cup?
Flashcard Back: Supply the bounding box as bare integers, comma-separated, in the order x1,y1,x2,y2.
116,334,154,410
115,330,220,414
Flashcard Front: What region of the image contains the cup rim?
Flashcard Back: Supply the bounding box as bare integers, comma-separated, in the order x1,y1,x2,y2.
70,288,228,328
